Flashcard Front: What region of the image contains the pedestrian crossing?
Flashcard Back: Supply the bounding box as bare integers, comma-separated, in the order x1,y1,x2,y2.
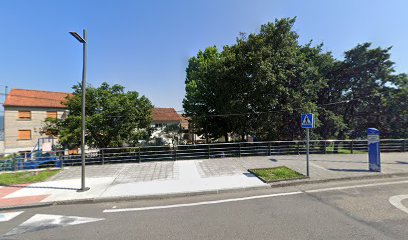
0,210,104,237
0,211,23,222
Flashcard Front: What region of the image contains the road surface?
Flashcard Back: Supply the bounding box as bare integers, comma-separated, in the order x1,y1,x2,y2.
1,177,408,240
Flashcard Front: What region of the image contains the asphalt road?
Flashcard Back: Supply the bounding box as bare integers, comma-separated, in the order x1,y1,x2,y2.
1,177,408,240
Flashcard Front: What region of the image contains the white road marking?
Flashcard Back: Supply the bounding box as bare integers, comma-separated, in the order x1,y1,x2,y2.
0,211,23,222
103,179,408,213
3,214,104,237
103,191,303,213
389,195,408,215
306,180,408,193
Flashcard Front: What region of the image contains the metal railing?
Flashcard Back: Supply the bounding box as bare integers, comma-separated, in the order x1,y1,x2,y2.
62,139,408,166
1,139,407,172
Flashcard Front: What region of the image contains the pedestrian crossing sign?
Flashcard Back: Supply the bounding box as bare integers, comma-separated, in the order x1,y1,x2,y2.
301,113,314,128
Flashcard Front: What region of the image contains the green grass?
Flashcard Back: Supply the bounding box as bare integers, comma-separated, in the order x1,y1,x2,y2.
249,166,305,183
324,145,365,154
0,170,60,186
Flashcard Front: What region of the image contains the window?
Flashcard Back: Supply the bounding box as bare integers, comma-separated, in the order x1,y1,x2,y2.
47,111,58,119
18,111,31,120
18,130,31,140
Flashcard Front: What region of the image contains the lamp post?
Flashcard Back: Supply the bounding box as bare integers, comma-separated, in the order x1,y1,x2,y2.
70,29,89,192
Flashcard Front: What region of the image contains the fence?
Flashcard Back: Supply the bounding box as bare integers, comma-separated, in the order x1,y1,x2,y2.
1,139,407,171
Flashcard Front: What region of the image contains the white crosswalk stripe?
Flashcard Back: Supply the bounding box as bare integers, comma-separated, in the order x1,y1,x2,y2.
0,211,23,222
3,214,104,237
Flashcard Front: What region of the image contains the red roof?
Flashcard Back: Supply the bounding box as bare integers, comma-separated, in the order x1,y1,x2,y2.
3,89,69,109
152,108,181,122
4,89,180,122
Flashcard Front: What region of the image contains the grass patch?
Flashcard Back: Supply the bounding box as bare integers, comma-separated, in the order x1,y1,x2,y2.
249,166,305,183
325,145,365,154
0,170,60,186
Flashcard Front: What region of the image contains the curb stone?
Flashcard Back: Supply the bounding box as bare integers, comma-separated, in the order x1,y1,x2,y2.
269,172,408,188
2,172,408,211
0,185,270,211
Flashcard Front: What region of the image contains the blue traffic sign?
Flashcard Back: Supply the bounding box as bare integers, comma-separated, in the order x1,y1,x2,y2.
301,114,314,129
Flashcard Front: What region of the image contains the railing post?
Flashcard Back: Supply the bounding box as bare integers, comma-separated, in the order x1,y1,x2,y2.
297,141,300,155
174,146,177,161
350,140,354,154
138,147,141,163
323,141,327,154
101,149,105,165
402,139,406,152
14,156,18,171
268,142,271,156
239,143,241,158
208,144,210,159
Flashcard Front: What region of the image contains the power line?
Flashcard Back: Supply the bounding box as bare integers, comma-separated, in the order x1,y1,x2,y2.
0,87,400,119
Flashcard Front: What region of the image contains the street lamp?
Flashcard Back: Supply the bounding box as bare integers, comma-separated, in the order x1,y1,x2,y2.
70,29,89,192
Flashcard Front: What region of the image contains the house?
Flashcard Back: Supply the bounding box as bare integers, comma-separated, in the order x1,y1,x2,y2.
3,89,69,153
179,115,205,144
151,108,181,128
3,89,184,153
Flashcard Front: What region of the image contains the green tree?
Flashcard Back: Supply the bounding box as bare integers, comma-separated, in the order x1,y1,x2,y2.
42,82,153,149
183,47,235,142
385,74,408,138
303,43,347,140
336,43,407,138
183,19,408,142
184,18,327,141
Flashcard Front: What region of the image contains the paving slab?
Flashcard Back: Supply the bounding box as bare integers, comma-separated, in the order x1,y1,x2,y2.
50,161,178,183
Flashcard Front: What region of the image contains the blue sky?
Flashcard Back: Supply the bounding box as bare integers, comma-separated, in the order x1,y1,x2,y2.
1,0,407,111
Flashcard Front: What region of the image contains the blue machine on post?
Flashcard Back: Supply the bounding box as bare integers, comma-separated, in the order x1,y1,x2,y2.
367,128,381,172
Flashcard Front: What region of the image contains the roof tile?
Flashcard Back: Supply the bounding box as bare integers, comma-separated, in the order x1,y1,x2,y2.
4,89,69,109
152,108,181,122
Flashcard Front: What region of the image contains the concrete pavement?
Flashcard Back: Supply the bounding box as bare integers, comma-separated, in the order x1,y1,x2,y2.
0,152,407,209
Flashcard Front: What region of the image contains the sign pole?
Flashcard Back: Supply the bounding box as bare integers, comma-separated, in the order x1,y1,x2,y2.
301,113,314,177
306,128,310,177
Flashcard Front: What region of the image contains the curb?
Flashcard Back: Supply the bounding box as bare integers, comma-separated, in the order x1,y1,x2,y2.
0,202,54,211
0,185,271,211
2,172,408,211
269,172,408,188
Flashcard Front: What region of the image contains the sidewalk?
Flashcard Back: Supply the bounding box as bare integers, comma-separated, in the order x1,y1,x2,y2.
1,152,407,209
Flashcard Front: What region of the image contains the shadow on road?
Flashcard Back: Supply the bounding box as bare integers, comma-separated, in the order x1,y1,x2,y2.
327,168,372,173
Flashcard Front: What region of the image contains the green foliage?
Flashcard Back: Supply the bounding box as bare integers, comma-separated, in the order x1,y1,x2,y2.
183,18,408,141
0,170,60,186
184,18,325,141
42,82,153,149
335,43,408,138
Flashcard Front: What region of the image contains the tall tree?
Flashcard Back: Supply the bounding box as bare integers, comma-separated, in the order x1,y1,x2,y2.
42,82,153,149
184,18,327,141
183,19,408,142
183,47,235,142
336,43,406,138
